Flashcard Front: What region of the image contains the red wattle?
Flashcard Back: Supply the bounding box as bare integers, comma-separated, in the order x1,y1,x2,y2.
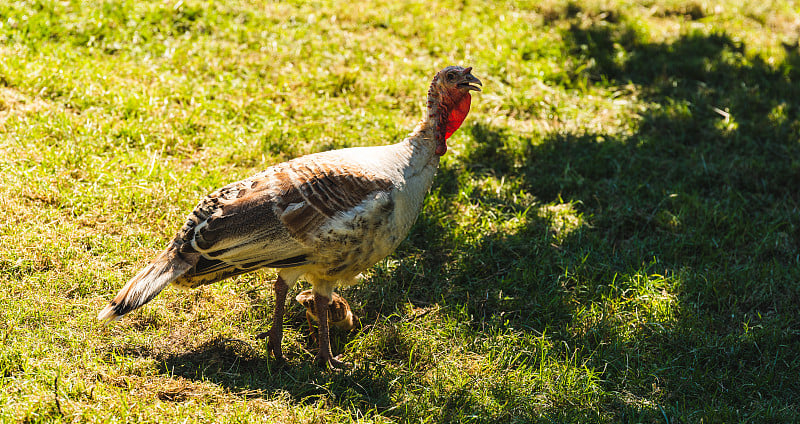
445,93,471,140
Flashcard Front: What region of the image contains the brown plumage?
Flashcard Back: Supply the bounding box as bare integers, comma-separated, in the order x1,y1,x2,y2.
98,66,481,369
295,289,356,336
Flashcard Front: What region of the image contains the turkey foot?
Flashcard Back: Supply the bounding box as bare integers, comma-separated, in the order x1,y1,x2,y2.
255,327,284,362
316,353,347,370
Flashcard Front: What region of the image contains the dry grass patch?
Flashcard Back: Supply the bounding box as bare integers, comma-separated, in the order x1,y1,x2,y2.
0,87,56,131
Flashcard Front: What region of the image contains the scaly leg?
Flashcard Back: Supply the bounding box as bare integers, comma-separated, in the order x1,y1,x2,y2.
255,276,289,361
314,291,346,369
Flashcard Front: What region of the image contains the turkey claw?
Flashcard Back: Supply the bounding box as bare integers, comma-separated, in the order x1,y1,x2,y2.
256,329,285,361
315,354,349,370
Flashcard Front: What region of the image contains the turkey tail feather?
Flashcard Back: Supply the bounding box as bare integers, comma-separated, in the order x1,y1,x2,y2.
97,247,194,323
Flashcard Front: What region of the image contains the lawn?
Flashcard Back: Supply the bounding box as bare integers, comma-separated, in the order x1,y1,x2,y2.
1,0,799,422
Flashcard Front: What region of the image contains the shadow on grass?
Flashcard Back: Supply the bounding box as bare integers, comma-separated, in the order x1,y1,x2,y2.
129,24,800,423
152,336,397,411
351,23,800,422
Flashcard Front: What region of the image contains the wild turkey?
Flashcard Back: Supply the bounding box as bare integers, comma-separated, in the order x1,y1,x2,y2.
295,289,356,338
98,65,481,368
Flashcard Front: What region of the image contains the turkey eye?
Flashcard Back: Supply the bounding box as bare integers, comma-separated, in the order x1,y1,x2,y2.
446,72,456,82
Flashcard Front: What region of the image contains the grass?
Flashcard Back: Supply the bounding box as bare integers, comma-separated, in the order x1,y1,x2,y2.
1,0,799,422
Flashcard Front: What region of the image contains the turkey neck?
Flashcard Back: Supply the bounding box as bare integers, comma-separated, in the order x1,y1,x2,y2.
398,80,456,176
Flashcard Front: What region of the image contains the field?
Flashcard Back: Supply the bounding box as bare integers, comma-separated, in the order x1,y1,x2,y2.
1,0,799,422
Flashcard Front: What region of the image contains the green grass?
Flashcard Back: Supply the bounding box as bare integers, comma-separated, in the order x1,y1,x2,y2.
1,0,799,422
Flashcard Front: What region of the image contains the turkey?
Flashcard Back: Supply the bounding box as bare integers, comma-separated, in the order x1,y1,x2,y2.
98,65,481,368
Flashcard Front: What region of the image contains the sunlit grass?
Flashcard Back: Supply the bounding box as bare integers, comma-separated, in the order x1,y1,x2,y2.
1,0,799,422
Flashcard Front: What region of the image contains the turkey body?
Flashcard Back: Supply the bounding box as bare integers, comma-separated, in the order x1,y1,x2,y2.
172,142,438,294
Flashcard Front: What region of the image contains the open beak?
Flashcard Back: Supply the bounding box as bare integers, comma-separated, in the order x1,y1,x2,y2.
458,66,482,92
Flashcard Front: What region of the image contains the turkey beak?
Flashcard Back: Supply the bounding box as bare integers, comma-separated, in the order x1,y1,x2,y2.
460,67,482,92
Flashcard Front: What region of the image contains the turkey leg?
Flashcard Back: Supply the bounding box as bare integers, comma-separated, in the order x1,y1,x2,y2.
314,291,346,369
256,276,288,361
